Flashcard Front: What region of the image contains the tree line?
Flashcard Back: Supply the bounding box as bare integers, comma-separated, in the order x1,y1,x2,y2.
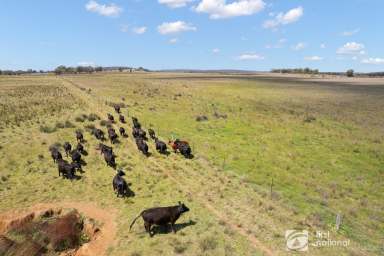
271,68,320,74
0,69,45,75
0,66,150,76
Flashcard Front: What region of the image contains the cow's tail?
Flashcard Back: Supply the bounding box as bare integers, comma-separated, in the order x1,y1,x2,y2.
129,211,143,231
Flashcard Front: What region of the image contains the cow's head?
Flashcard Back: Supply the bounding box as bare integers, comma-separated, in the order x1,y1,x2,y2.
178,201,190,213
117,169,125,176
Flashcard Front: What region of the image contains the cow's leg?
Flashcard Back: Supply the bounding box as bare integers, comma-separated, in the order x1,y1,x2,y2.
144,222,152,236
171,222,176,233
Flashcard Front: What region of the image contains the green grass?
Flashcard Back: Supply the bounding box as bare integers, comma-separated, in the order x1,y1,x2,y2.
0,73,383,255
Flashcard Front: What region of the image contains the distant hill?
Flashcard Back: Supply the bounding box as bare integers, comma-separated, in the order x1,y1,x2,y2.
156,69,261,74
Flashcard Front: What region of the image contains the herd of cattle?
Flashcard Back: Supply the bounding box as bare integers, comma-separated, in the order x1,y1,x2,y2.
47,104,191,236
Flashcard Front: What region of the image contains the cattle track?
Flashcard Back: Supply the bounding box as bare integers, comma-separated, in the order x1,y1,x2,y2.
59,77,279,256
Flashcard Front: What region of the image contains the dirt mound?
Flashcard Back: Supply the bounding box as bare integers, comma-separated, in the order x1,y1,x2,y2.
0,203,116,256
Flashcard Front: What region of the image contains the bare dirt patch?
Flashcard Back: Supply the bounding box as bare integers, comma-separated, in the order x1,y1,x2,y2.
0,202,117,256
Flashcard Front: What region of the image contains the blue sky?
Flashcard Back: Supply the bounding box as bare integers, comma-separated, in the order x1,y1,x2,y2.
1,0,383,72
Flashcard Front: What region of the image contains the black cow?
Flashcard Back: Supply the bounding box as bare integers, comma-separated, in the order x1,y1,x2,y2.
129,202,190,236
71,161,82,172
98,143,113,155
76,130,84,143
170,139,192,158
112,170,128,197
119,115,125,123
49,147,62,163
155,137,167,154
93,129,105,141
107,113,114,123
119,127,126,137
57,159,76,179
76,143,84,154
132,127,147,140
132,117,141,129
148,129,156,140
104,151,116,168
63,142,72,157
114,105,121,114
136,138,149,156
108,127,118,144
71,150,81,164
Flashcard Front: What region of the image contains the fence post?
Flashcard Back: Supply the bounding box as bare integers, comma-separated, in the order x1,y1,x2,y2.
336,212,342,231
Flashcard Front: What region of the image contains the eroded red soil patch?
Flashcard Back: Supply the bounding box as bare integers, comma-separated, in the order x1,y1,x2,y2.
0,202,117,256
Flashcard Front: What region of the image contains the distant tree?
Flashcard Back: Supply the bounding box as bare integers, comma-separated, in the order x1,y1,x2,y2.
67,67,75,73
95,66,103,72
0,70,2,75
118,67,123,72
346,69,354,77
54,65,67,75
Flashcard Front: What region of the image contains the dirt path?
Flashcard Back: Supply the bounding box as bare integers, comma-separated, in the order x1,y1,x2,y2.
0,201,117,256
59,77,277,256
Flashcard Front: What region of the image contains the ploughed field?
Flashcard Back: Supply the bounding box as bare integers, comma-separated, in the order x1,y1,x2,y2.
0,73,383,255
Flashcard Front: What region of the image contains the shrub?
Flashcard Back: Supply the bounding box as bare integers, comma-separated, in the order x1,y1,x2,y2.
87,113,100,121
100,120,109,126
199,237,218,252
173,244,187,254
55,122,65,129
84,124,95,132
75,115,87,122
196,115,208,122
64,120,75,128
39,125,57,133
346,69,354,77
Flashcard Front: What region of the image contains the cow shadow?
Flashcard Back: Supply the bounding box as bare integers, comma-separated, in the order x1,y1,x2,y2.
184,154,194,159
111,139,120,144
79,159,87,166
123,187,135,197
159,150,171,156
70,174,82,181
80,150,88,156
151,220,197,236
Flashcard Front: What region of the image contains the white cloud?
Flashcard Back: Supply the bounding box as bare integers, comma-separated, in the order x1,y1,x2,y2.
304,56,323,61
212,48,220,53
169,38,179,44
342,28,360,36
320,43,326,49
133,26,147,34
361,58,384,65
263,6,303,29
78,61,95,66
159,0,194,8
292,42,306,51
337,42,365,55
237,53,264,60
195,0,265,19
158,21,196,34
85,1,122,17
